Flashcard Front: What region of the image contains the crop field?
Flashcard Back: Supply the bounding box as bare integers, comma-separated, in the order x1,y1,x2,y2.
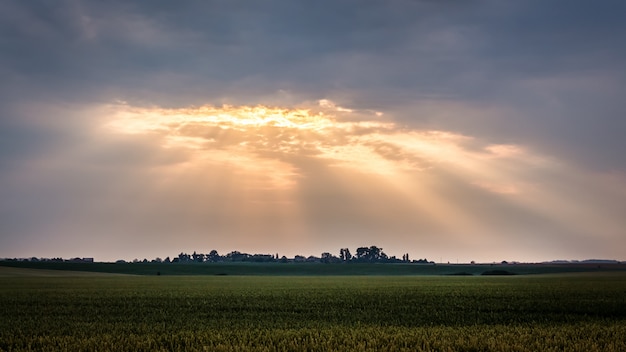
1,270,625,351
3,260,626,276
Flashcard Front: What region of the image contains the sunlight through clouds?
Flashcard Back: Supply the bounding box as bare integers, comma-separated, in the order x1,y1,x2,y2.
2,99,626,262
104,100,540,189
2,1,626,263
94,100,626,260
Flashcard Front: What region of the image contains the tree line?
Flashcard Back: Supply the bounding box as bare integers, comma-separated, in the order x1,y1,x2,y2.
1,246,434,264
152,246,433,264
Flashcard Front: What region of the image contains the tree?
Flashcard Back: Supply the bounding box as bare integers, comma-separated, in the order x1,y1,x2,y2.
207,250,220,262
321,252,339,263
368,246,382,261
177,252,191,262
226,251,249,262
354,246,388,262
191,251,206,263
355,247,369,261
339,248,352,261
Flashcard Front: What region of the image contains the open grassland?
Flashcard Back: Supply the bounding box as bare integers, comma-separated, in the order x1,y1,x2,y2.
1,272,625,351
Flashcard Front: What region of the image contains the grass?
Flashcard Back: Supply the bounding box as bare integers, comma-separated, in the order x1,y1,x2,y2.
1,271,625,351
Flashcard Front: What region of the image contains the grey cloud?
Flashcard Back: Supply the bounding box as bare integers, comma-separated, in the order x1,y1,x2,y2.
3,1,624,109
478,2,626,77
0,1,476,104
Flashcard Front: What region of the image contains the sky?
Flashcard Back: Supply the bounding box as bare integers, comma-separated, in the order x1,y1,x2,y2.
1,1,625,263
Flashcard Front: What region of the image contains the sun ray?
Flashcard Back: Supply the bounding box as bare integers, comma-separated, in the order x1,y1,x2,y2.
96,100,626,260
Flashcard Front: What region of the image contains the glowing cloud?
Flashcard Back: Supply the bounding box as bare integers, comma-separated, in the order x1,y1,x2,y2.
4,100,624,262
95,101,626,261
104,101,539,187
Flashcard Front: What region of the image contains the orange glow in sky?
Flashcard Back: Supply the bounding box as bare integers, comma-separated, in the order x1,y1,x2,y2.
1,100,624,263
92,100,626,262
3,1,626,264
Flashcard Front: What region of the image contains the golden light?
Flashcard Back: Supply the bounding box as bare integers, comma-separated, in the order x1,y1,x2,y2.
77,99,626,260
103,101,545,194
102,101,578,239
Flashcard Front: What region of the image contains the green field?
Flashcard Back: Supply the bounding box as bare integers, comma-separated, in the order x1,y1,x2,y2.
2,260,626,276
1,268,625,351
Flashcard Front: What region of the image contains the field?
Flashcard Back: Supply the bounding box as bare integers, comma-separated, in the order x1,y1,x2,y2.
2,260,626,276
1,267,625,351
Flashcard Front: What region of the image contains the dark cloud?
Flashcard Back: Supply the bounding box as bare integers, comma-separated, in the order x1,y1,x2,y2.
0,1,473,103
3,1,624,107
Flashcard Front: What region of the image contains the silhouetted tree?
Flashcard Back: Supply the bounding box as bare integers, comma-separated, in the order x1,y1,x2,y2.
353,246,388,262
355,247,369,261
207,250,220,262
177,252,191,262
321,252,339,263
192,251,205,263
339,248,352,261
226,251,249,262
368,246,382,261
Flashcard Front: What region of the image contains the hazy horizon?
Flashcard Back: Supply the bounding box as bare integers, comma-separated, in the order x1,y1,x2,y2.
3,245,624,266
1,1,626,264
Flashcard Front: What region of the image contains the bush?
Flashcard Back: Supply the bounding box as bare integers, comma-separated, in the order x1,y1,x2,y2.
481,270,517,276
